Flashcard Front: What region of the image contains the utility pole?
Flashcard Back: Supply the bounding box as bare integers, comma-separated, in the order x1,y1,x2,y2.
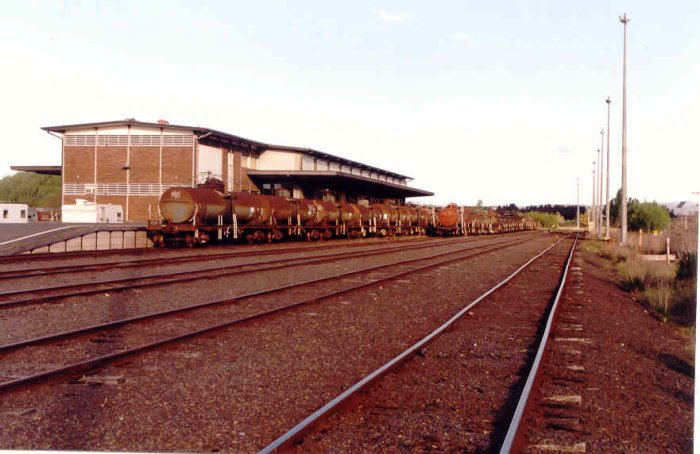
620,12,629,245
576,177,580,229
592,161,596,233
595,151,600,236
599,130,605,238
605,97,612,239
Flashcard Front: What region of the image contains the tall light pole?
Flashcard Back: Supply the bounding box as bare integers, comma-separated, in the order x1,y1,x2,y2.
576,177,580,229
599,130,605,238
595,151,600,236
592,161,596,232
605,97,612,239
620,13,629,245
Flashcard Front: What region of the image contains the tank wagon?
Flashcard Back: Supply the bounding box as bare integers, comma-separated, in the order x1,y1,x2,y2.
147,179,537,247
147,179,428,246
427,204,537,236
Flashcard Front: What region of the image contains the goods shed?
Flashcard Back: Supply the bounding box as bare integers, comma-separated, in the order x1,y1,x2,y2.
19,119,431,222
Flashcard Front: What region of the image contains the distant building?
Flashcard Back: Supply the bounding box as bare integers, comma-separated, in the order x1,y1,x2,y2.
14,119,432,222
0,202,29,223
62,199,124,223
670,201,699,217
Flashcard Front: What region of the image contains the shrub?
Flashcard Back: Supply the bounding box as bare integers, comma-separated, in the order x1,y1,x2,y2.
676,252,697,281
620,261,647,292
645,284,673,315
628,200,671,232
523,211,564,229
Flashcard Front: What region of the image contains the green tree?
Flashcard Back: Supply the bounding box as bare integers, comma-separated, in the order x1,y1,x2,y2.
610,188,622,224
524,211,564,229
0,172,61,208
628,201,671,232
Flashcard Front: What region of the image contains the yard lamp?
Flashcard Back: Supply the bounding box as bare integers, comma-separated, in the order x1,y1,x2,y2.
605,97,612,239
620,13,629,245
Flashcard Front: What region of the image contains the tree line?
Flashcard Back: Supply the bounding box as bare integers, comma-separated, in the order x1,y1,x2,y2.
497,204,585,221
497,188,672,232
0,172,61,208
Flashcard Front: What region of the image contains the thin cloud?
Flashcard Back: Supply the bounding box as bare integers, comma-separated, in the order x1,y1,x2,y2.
374,8,409,23
557,146,572,154
453,32,475,44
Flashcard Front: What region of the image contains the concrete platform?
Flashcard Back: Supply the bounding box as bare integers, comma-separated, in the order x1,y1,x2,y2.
0,222,148,256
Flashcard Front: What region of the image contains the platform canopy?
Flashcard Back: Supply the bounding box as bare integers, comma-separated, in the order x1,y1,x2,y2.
11,166,62,176
246,170,433,199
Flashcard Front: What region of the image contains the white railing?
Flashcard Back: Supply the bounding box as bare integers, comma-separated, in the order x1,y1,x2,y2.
64,182,190,196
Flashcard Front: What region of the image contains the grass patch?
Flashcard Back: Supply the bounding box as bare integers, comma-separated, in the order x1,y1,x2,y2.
596,240,696,327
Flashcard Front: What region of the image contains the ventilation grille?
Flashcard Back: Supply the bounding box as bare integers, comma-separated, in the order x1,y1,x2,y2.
64,182,191,196
65,135,194,147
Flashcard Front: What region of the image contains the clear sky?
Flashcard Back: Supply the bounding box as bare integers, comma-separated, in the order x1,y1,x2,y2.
1,0,698,206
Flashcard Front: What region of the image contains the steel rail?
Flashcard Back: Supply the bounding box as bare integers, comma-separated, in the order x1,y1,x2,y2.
0,234,546,394
0,235,442,280
259,234,573,453
0,234,529,309
498,233,579,453
0,233,446,265
0,235,536,354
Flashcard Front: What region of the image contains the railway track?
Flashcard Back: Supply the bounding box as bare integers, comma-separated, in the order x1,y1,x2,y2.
0,233,545,394
260,233,578,452
497,234,579,453
0,234,540,309
0,235,440,278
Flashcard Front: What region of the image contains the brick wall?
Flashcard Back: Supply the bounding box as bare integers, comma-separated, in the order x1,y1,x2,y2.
129,147,160,183
162,147,193,184
96,146,128,183
64,146,94,182
129,195,160,221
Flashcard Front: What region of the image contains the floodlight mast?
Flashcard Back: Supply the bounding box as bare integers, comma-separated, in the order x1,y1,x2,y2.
576,177,580,229
599,130,605,238
605,97,611,239
591,161,596,231
619,13,629,245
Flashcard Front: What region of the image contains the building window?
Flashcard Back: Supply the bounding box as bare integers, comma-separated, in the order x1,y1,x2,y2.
20,210,26,219
301,156,315,170
329,162,340,171
2,210,8,219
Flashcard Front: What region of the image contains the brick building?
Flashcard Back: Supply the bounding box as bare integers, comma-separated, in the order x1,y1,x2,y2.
14,119,431,222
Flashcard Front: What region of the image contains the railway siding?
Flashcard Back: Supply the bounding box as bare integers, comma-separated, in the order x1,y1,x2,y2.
282,236,576,452
0,235,558,451
0,235,691,452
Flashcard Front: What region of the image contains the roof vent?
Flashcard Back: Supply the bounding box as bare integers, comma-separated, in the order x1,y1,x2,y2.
157,119,170,125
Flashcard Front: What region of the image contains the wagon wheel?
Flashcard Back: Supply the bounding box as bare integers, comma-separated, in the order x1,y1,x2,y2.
152,234,165,248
